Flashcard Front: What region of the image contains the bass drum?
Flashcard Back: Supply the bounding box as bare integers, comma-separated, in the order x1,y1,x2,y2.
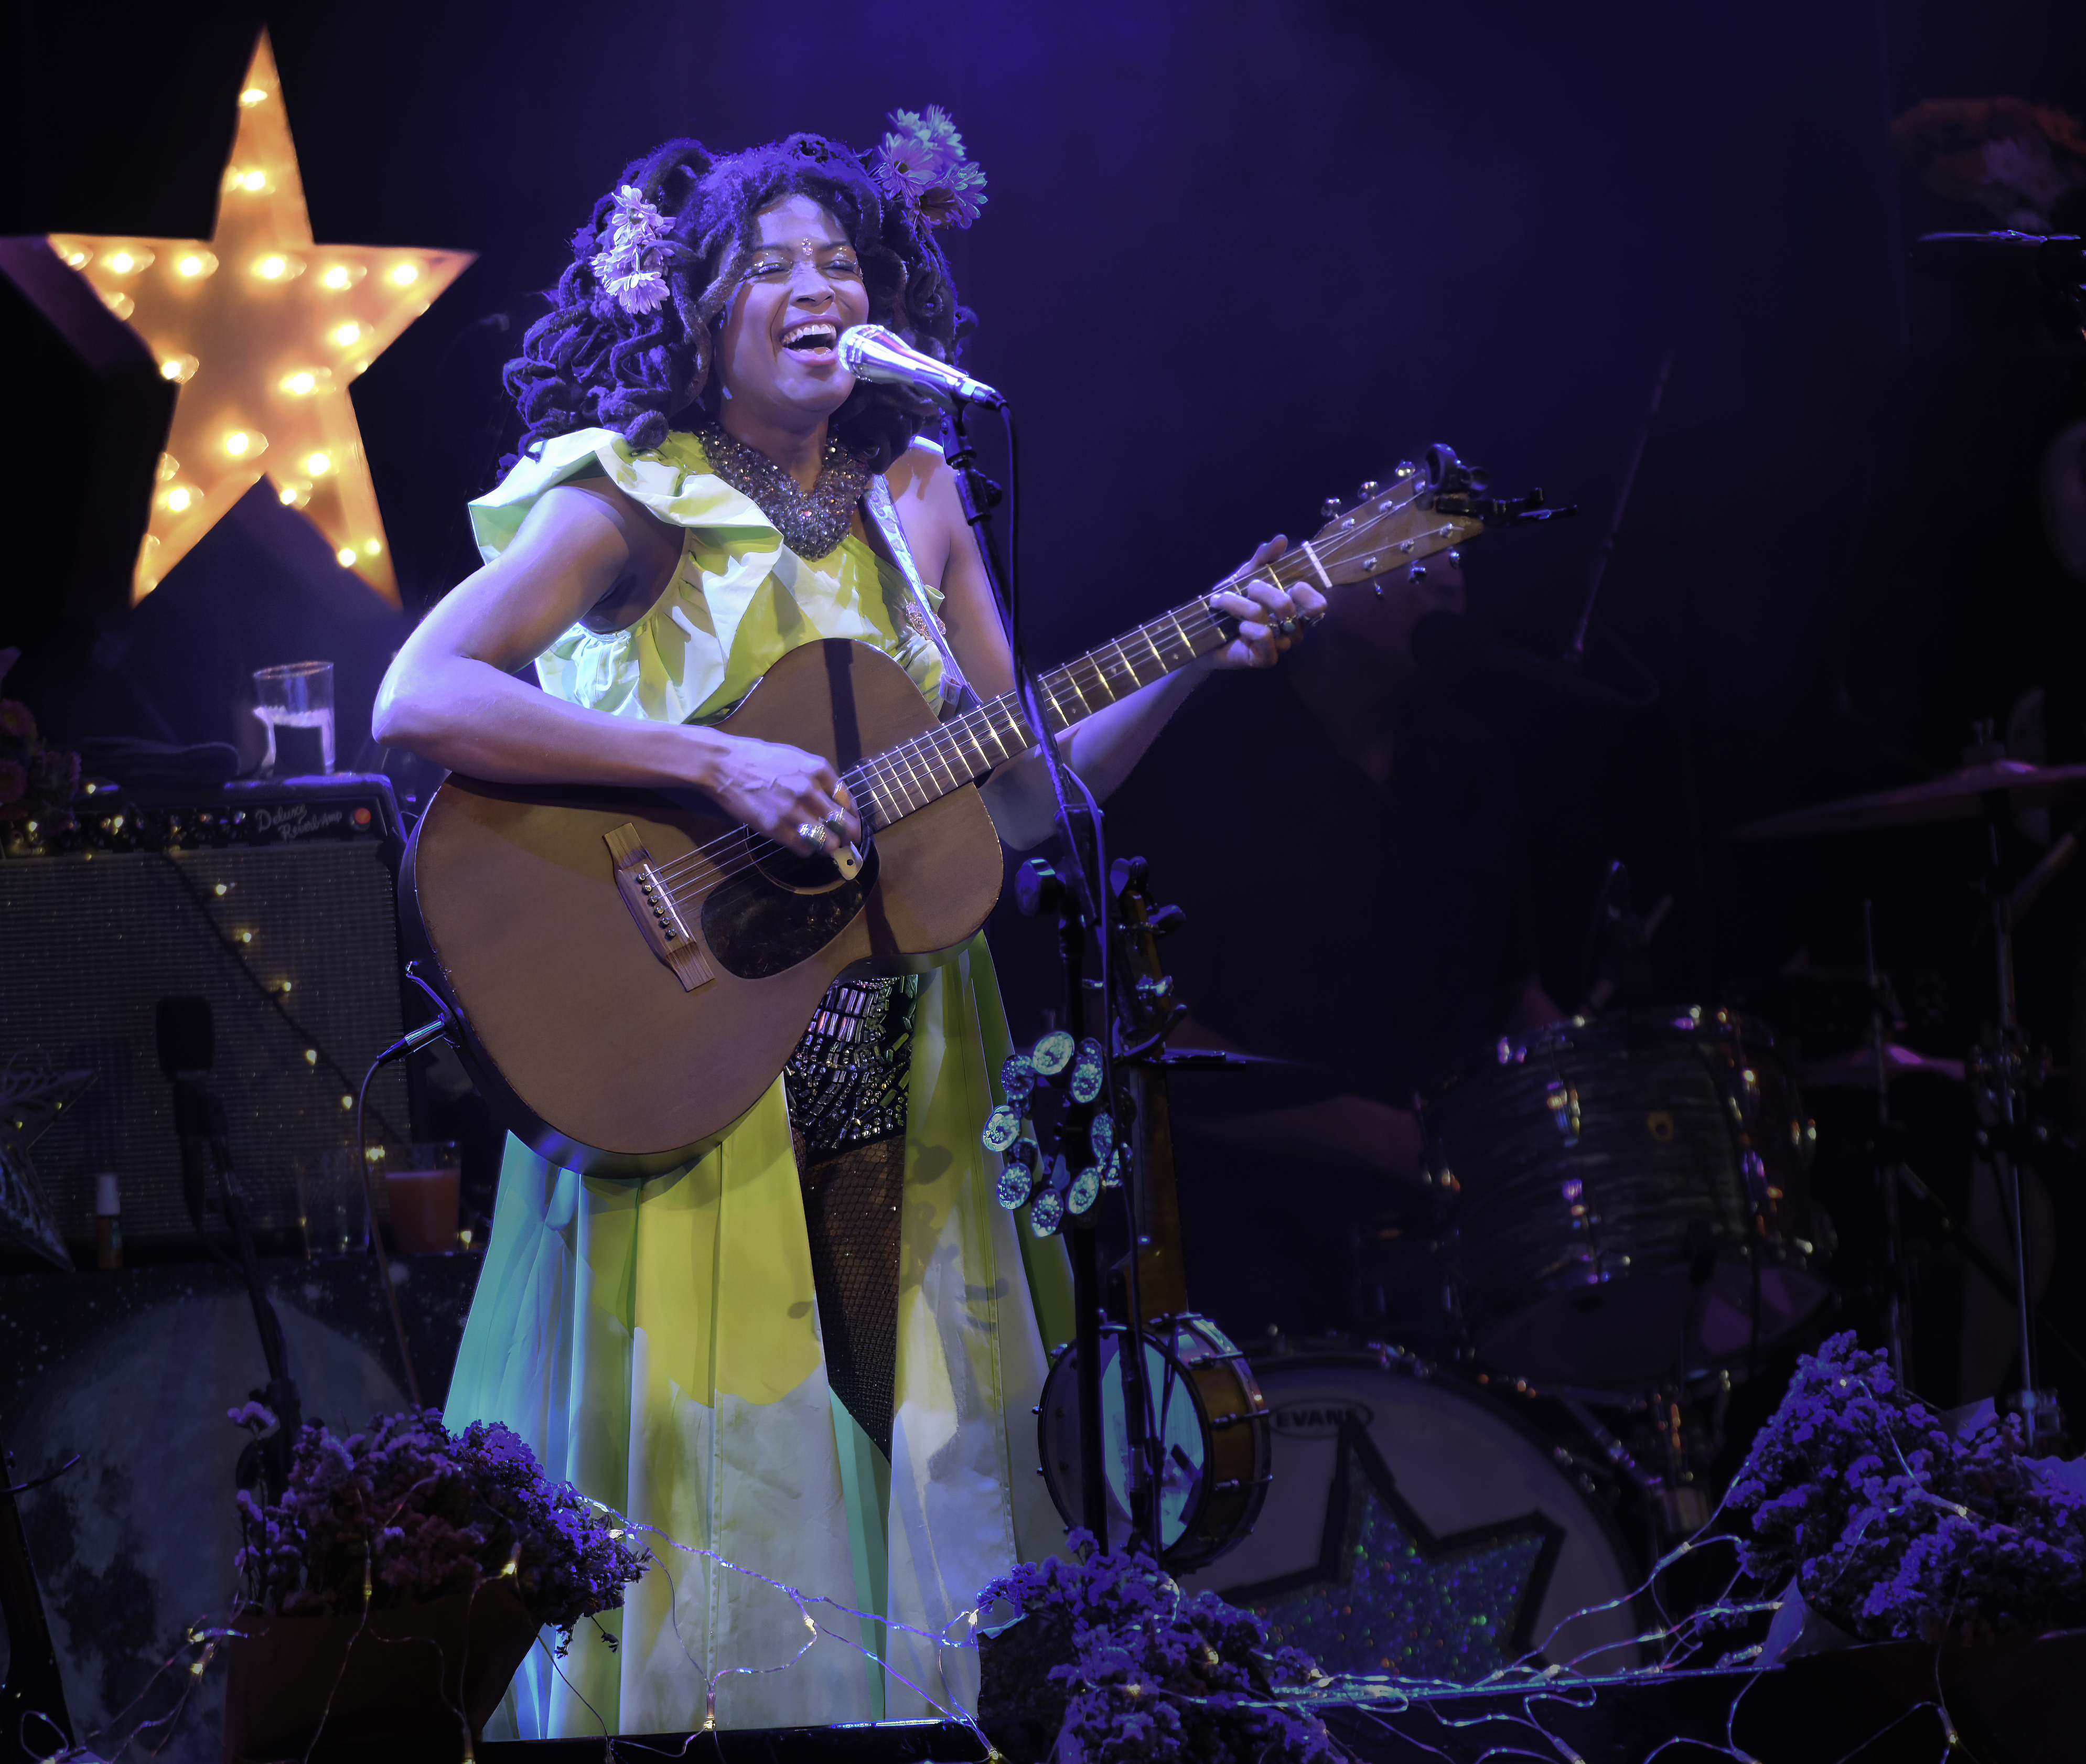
1183,1343,1646,1682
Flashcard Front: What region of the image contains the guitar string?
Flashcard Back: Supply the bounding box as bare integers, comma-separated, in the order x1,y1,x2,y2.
636,502,1407,896
640,601,1235,916
632,485,1440,911
637,487,1439,904
638,556,1332,923
637,595,1242,896
636,497,1444,919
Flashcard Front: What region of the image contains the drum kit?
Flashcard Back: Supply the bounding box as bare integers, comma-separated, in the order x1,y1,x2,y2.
1148,739,2086,1671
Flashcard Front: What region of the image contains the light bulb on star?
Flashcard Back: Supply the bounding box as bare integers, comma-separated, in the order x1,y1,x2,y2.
46,29,473,603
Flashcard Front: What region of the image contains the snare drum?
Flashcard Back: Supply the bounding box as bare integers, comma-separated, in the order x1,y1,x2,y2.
1037,1313,1273,1572
1420,1007,1832,1389
1184,1343,1644,1680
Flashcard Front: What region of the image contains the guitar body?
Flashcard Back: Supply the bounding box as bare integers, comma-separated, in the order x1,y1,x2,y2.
402,639,1004,1176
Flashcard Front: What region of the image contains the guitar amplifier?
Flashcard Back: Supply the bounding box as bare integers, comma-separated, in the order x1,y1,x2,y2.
0,776,417,1259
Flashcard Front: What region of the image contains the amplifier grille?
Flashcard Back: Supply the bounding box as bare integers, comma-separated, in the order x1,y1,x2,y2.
1,844,410,1248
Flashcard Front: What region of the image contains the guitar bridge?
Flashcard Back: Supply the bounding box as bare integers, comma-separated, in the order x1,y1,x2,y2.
605,822,714,993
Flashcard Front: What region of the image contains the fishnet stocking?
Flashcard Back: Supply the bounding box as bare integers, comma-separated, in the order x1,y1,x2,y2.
797,1133,905,1457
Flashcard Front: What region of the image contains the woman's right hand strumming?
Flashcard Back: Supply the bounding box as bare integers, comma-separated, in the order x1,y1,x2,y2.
377,478,855,858
695,731,861,856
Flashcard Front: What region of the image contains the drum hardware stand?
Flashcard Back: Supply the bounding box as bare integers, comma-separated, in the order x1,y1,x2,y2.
1650,1385,1712,1537
1583,861,1673,1013
1970,792,2066,1448
1861,901,1915,1386
1562,345,1673,667
1556,1384,1720,1545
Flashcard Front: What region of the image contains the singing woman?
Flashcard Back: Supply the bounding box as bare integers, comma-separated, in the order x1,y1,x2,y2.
372,113,1317,1734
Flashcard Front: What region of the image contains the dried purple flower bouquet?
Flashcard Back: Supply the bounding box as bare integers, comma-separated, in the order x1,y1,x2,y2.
1726,1332,2086,1644
977,1531,1350,1764
233,1409,645,1648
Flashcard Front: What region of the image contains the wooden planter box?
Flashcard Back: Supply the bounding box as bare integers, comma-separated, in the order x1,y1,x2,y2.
223,1584,542,1762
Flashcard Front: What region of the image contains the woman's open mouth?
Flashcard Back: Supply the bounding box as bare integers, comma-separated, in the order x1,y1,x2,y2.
780,321,838,362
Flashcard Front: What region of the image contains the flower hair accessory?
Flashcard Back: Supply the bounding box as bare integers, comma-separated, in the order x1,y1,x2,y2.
870,105,987,231
590,184,676,315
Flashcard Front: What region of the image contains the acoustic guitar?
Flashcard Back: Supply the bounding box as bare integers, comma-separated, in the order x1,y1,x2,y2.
402,457,1484,1175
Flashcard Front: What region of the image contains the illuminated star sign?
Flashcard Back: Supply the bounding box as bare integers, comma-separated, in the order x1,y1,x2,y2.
47,30,473,604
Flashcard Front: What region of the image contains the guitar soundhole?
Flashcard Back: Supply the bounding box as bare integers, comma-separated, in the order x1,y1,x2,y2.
701,840,880,979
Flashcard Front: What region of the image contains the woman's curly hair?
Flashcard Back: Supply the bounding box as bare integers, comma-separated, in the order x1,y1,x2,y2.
502,132,969,475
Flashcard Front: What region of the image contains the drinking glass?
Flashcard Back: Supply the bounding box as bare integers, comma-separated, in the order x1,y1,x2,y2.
384,1140,461,1254
252,661,335,776
300,1147,376,1256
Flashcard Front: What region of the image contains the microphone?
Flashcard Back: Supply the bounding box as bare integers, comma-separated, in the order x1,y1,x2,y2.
837,324,1004,408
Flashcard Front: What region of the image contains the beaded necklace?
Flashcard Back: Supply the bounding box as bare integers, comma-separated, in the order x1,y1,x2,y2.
697,423,873,560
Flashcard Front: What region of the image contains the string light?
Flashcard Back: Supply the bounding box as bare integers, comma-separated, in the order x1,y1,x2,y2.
41,28,471,603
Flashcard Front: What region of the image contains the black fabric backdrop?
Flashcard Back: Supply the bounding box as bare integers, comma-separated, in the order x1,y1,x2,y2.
4,0,2084,1398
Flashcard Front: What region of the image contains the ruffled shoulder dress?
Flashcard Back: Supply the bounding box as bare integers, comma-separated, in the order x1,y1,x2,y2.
439,427,1074,1736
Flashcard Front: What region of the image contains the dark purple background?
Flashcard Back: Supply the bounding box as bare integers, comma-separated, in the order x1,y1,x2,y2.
6,1,2085,1404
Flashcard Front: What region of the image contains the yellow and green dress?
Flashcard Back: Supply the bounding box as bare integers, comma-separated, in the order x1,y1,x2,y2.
443,427,1073,1736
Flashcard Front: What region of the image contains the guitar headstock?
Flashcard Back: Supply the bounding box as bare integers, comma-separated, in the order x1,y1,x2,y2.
1294,443,1576,588
1300,450,1482,587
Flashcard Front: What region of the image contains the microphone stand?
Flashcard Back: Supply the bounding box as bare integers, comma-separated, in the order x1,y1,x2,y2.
168,1070,303,1505
944,399,1160,1553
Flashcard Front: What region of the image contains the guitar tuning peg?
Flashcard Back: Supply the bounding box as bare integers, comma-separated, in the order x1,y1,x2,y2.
1357,480,1378,499
1319,497,1343,522
1394,461,1416,479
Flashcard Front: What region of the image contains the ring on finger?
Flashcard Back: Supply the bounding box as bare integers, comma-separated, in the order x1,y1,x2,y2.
797,820,830,849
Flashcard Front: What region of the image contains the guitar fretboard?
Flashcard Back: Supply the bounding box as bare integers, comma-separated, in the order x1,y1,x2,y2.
845,591,1248,829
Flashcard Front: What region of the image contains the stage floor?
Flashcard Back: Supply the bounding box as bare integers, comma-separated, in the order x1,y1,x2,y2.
460,1630,2080,1763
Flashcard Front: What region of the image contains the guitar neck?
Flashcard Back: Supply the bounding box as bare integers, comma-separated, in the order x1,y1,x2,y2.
847,565,1308,830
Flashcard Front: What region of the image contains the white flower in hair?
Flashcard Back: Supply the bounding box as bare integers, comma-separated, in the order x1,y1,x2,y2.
590,183,676,315
871,105,988,231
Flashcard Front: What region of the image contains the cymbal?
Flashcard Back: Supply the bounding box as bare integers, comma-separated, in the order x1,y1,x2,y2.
1731,758,2086,838
1798,1042,1966,1088
1148,1048,1307,1070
